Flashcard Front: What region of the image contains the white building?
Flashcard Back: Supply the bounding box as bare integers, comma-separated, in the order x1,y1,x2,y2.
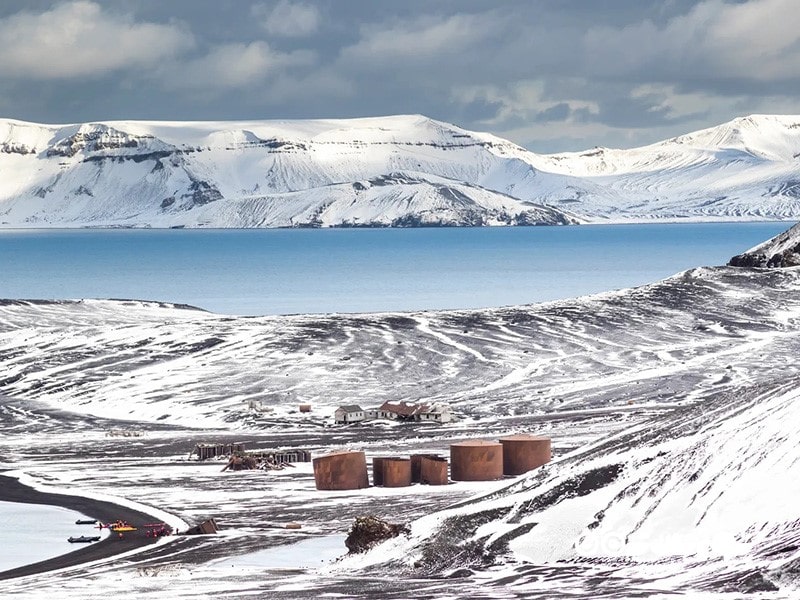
334,405,366,424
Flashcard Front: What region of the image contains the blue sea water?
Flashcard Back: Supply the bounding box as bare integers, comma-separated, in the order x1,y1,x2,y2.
0,223,791,316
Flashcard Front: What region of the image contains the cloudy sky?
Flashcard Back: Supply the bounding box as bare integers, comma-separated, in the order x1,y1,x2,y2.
0,0,798,152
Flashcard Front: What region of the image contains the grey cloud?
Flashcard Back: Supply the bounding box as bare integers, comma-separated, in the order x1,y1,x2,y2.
0,1,194,79
163,42,316,90
0,0,798,153
253,1,321,38
533,103,572,123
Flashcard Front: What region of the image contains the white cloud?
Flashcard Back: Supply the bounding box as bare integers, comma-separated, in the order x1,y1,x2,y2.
341,13,498,66
0,1,194,79
166,41,316,90
255,1,320,38
584,0,800,82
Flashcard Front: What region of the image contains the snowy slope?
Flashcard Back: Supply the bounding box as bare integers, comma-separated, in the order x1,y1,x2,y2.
3,112,800,228
339,377,800,596
2,263,800,597
1,222,800,597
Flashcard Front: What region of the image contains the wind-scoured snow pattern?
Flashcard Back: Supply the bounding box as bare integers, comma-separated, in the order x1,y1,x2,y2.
3,113,800,228
2,261,800,597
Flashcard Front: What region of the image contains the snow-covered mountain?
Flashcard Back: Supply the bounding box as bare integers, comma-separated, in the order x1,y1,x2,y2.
0,115,583,228
2,113,800,228
533,114,800,221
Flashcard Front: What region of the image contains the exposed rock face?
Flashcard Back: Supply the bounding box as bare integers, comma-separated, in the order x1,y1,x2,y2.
345,516,409,554
729,222,800,268
45,124,154,157
184,179,223,206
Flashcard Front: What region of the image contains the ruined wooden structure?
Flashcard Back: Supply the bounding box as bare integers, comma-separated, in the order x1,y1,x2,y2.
183,518,219,535
191,442,246,461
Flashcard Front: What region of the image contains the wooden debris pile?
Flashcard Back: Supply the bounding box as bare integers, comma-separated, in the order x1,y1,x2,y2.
191,442,247,461
220,449,312,472
345,515,409,554
182,518,219,535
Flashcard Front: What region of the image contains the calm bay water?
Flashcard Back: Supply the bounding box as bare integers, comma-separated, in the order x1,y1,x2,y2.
0,223,791,316
0,501,100,573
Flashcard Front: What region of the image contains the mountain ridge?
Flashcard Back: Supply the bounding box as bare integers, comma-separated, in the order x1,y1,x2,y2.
1,113,799,227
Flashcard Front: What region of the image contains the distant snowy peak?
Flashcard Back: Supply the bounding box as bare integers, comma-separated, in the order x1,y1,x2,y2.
666,114,800,160
536,114,800,176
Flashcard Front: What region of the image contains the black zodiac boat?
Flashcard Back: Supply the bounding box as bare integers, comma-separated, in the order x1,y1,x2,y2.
67,535,101,543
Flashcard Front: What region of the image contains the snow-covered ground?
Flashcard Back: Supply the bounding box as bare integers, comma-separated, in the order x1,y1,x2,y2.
2,113,800,228
2,226,800,597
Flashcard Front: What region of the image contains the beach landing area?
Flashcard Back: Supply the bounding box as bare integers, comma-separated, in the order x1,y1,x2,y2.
0,474,168,580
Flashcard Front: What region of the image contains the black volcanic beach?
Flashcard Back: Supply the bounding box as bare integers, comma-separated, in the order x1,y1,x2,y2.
0,474,165,580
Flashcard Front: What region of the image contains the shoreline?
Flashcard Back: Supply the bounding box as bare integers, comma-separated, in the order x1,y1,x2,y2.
0,474,167,581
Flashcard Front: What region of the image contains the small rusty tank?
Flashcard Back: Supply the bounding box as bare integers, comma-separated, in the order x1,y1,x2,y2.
381,457,412,487
419,455,448,485
411,453,440,483
449,440,503,481
313,451,369,491
499,434,551,475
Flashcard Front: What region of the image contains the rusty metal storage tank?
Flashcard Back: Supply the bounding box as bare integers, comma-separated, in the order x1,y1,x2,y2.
381,458,412,487
499,435,551,475
449,440,503,481
419,456,448,485
411,454,441,483
313,451,369,490
372,457,387,486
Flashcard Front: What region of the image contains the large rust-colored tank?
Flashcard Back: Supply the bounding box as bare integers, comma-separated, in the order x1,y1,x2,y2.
372,457,411,487
499,435,551,475
449,440,503,481
313,451,369,490
419,455,449,485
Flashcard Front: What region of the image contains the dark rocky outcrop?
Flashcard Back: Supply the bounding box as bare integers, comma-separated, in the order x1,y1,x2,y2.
183,179,223,206
729,246,800,268
345,515,409,554
728,223,800,268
